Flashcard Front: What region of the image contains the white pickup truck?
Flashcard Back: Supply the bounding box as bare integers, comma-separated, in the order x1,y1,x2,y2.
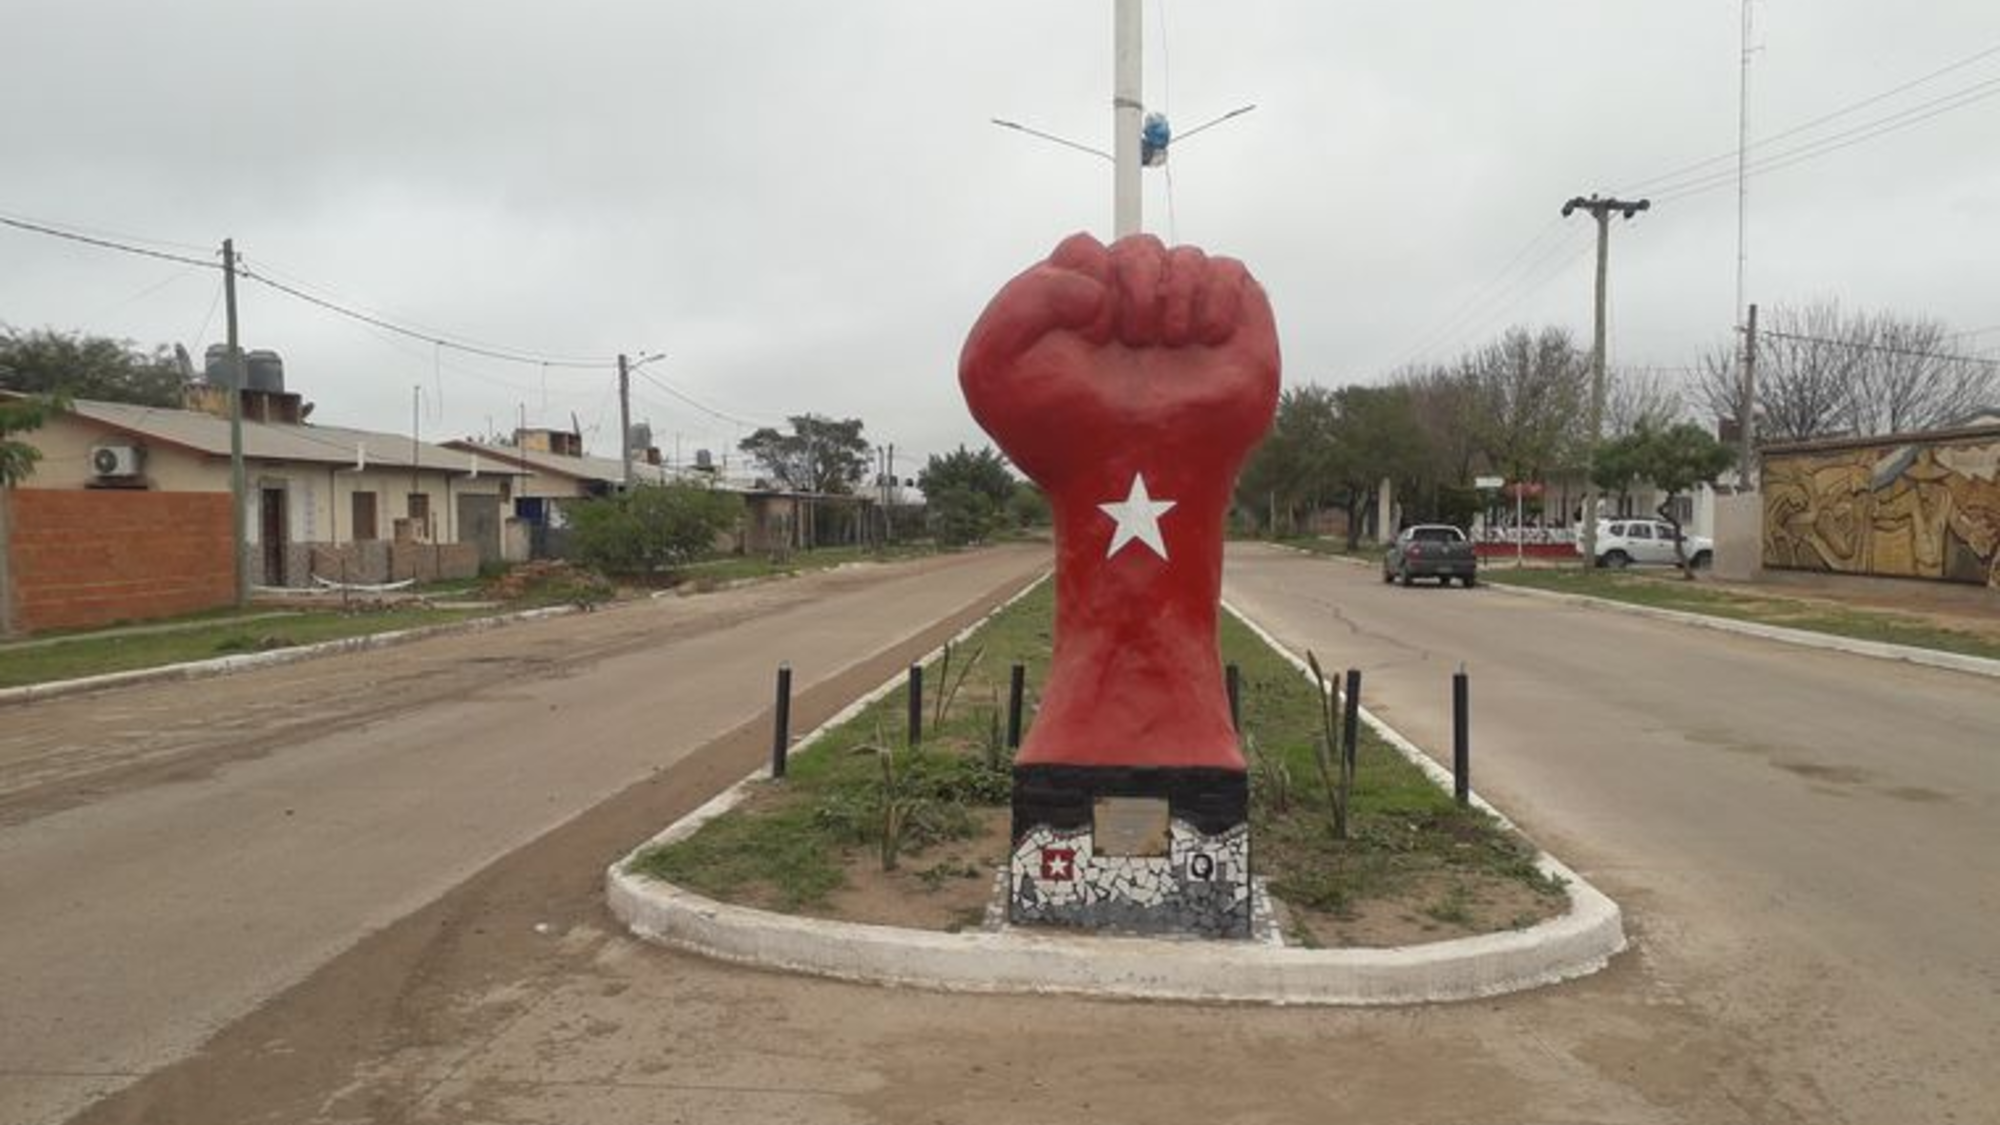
1585,519,1713,569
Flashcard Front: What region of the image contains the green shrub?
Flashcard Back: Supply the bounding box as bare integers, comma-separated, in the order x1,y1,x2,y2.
567,483,740,575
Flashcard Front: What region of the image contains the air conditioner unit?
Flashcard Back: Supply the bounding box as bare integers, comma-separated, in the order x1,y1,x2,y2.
90,444,144,478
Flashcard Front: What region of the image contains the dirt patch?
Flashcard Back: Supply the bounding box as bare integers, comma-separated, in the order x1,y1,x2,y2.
817,807,1010,932
1284,868,1566,948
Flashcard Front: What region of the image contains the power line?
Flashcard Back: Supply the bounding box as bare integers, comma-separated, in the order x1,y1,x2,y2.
1621,39,2000,195
4,209,620,372
234,263,613,370
634,369,778,429
1650,75,2000,203
1757,328,2000,369
1,213,219,270
1388,218,1574,369
236,254,614,368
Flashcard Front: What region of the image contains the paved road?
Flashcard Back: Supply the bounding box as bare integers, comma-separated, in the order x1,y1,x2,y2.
1224,543,2000,1124
18,542,1997,1125
0,546,1047,1125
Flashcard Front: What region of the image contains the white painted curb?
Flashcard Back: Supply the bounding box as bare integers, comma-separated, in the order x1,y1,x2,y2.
1484,580,2000,680
0,602,584,708
606,582,1626,1006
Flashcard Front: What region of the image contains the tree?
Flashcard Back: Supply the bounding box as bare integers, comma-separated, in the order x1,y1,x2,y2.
1,393,66,488
1235,384,1428,546
1467,326,1591,482
1325,385,1428,548
1237,384,1341,536
0,329,186,407
1694,301,1998,441
737,415,870,494
1604,366,1687,437
918,445,1015,546
1598,422,1734,577
1006,480,1050,530
566,483,741,575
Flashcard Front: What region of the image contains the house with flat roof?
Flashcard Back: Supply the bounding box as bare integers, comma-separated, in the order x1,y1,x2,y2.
2,382,526,633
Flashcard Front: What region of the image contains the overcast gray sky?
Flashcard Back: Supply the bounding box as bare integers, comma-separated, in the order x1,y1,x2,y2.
4,1,1996,474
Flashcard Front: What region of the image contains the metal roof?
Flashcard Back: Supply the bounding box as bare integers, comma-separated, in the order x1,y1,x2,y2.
39,396,523,476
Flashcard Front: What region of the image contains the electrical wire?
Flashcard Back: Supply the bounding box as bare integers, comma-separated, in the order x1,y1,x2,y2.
1,213,218,270
236,253,614,368
4,209,618,372
1756,329,2000,369
635,369,780,430
1620,39,2000,195
1649,75,2000,203
235,263,613,370
1387,217,1571,370
84,261,207,322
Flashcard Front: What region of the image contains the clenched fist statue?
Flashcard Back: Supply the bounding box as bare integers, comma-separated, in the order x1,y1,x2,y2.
960,233,1280,773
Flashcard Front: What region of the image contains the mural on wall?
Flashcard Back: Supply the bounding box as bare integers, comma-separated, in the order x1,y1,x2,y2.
1763,431,2000,587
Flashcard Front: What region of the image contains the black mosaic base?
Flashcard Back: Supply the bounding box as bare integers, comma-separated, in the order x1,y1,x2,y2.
1009,763,1252,939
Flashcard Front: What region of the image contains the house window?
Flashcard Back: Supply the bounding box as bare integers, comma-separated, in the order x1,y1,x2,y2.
352,491,378,541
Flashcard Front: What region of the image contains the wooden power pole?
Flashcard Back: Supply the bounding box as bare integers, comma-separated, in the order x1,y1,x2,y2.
1561,194,1649,569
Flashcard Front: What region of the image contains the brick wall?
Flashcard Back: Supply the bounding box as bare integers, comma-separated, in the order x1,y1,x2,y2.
3,489,235,633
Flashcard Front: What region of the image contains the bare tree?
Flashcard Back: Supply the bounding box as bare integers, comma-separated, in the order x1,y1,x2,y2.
1848,312,1997,434
1604,366,1688,437
1693,300,1998,441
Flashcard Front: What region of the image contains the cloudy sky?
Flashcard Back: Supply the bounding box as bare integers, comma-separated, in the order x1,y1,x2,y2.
4,1,1996,475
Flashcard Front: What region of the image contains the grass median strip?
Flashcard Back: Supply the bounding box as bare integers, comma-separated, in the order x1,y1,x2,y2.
632,582,1565,946
1484,567,2000,661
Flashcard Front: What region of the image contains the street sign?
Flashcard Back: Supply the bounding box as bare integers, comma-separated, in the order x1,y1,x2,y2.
1474,475,1504,490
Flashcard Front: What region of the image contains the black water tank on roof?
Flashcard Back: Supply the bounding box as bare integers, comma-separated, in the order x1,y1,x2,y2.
245,350,284,393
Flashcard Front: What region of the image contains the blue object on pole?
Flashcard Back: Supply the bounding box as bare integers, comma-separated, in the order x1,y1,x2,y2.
1141,112,1172,166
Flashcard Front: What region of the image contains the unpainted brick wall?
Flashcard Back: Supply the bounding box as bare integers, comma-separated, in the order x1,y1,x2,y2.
4,489,235,633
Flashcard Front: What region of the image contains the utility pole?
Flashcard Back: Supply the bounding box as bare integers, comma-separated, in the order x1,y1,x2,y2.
1113,0,1142,238
222,238,249,606
617,353,632,488
1736,0,1757,495
1739,302,1759,486
1561,194,1649,569
411,385,422,536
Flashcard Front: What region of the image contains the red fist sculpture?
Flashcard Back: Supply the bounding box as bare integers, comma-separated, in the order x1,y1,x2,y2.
960,233,1281,771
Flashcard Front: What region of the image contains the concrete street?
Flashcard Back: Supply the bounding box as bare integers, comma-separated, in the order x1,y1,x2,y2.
5,541,1994,1125
0,546,1047,1125
1224,543,2000,1123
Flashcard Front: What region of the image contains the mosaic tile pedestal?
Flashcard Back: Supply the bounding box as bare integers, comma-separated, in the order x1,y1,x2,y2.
1009,765,1251,939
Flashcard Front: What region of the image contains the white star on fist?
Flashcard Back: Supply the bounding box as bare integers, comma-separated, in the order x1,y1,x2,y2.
1098,473,1177,560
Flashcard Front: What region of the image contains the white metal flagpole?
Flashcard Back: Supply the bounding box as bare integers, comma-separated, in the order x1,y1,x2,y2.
1113,0,1143,237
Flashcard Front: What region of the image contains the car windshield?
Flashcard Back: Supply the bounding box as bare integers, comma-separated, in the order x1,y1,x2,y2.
1410,527,1460,542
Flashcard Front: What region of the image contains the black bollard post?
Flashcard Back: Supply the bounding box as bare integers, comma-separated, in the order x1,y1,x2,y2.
1453,664,1470,807
1007,663,1026,748
1342,668,1362,775
771,663,793,779
907,663,924,747
1226,663,1242,732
